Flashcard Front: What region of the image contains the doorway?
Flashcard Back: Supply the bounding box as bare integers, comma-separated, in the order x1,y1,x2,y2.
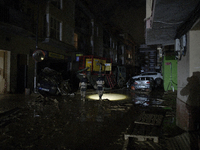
0,50,10,94
17,54,28,93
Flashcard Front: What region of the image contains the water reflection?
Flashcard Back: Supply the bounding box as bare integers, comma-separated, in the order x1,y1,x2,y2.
131,91,164,107
87,93,127,101
29,94,119,123
29,90,165,122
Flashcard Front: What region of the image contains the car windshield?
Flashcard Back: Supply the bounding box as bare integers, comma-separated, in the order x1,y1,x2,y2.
142,73,157,75
137,77,153,81
146,77,154,80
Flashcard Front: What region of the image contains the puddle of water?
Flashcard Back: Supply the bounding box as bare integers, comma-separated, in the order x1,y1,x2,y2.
130,89,166,108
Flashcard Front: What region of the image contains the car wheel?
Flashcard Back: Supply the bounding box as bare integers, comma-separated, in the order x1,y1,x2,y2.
155,78,162,88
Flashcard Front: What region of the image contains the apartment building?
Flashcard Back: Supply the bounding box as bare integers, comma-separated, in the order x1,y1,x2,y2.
0,0,75,93
0,0,137,94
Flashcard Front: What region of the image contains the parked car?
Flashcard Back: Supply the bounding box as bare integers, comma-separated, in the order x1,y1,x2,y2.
127,72,163,88
129,77,154,92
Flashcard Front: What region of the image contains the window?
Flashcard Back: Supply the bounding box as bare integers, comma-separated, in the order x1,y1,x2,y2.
50,17,62,41
43,15,47,37
128,53,131,58
74,33,78,49
51,0,62,9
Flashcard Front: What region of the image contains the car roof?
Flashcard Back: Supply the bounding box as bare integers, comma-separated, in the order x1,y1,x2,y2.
142,72,159,73
134,77,154,79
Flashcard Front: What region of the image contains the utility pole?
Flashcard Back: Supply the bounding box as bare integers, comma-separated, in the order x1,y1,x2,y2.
33,1,39,93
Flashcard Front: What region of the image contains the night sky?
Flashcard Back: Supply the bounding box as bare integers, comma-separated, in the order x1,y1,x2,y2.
83,0,146,45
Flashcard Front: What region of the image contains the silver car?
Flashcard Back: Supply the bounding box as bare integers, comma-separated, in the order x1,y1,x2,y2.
128,72,163,88
130,77,154,92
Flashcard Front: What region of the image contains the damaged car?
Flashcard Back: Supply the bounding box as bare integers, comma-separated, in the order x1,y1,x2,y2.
127,72,163,88
129,77,155,92
37,67,72,96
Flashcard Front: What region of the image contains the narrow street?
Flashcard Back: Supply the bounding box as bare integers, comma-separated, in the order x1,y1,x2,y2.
1,0,200,149
0,88,198,150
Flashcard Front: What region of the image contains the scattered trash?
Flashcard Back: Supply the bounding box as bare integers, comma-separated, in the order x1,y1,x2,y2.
69,93,75,96
37,67,72,96
33,109,40,118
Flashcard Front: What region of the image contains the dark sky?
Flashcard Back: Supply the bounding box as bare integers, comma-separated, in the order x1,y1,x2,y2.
84,0,146,45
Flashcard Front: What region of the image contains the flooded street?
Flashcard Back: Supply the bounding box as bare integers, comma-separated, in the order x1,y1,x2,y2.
0,88,193,150
0,89,139,150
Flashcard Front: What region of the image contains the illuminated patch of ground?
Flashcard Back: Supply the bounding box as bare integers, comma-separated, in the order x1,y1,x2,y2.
87,93,127,101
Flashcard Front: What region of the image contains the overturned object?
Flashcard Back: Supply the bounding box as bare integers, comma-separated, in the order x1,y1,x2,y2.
37,67,71,96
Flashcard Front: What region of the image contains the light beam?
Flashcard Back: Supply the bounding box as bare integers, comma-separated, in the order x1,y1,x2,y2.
87,93,127,101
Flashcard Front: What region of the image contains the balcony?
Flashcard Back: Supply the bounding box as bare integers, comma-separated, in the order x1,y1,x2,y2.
42,38,75,52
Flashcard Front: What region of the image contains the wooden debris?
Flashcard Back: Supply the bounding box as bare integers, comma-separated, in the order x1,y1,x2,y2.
124,111,164,143
124,134,159,143
124,123,161,143
134,112,163,126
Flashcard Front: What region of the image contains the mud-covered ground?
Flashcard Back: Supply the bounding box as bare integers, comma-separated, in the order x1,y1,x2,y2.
0,88,191,150
0,89,140,150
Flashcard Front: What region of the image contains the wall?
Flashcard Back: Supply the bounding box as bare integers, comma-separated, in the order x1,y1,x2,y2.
189,30,200,75
176,30,200,131
0,50,11,94
0,51,5,93
94,25,103,57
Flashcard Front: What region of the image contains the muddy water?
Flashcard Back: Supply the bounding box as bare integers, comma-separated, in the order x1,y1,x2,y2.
0,89,171,150
0,89,144,150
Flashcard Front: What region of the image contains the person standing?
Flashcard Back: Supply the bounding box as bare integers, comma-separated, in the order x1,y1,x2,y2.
79,74,88,100
96,74,105,100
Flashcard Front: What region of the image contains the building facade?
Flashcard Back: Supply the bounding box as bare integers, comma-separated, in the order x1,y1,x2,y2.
139,45,157,73
145,0,200,131
0,0,76,93
0,0,137,94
